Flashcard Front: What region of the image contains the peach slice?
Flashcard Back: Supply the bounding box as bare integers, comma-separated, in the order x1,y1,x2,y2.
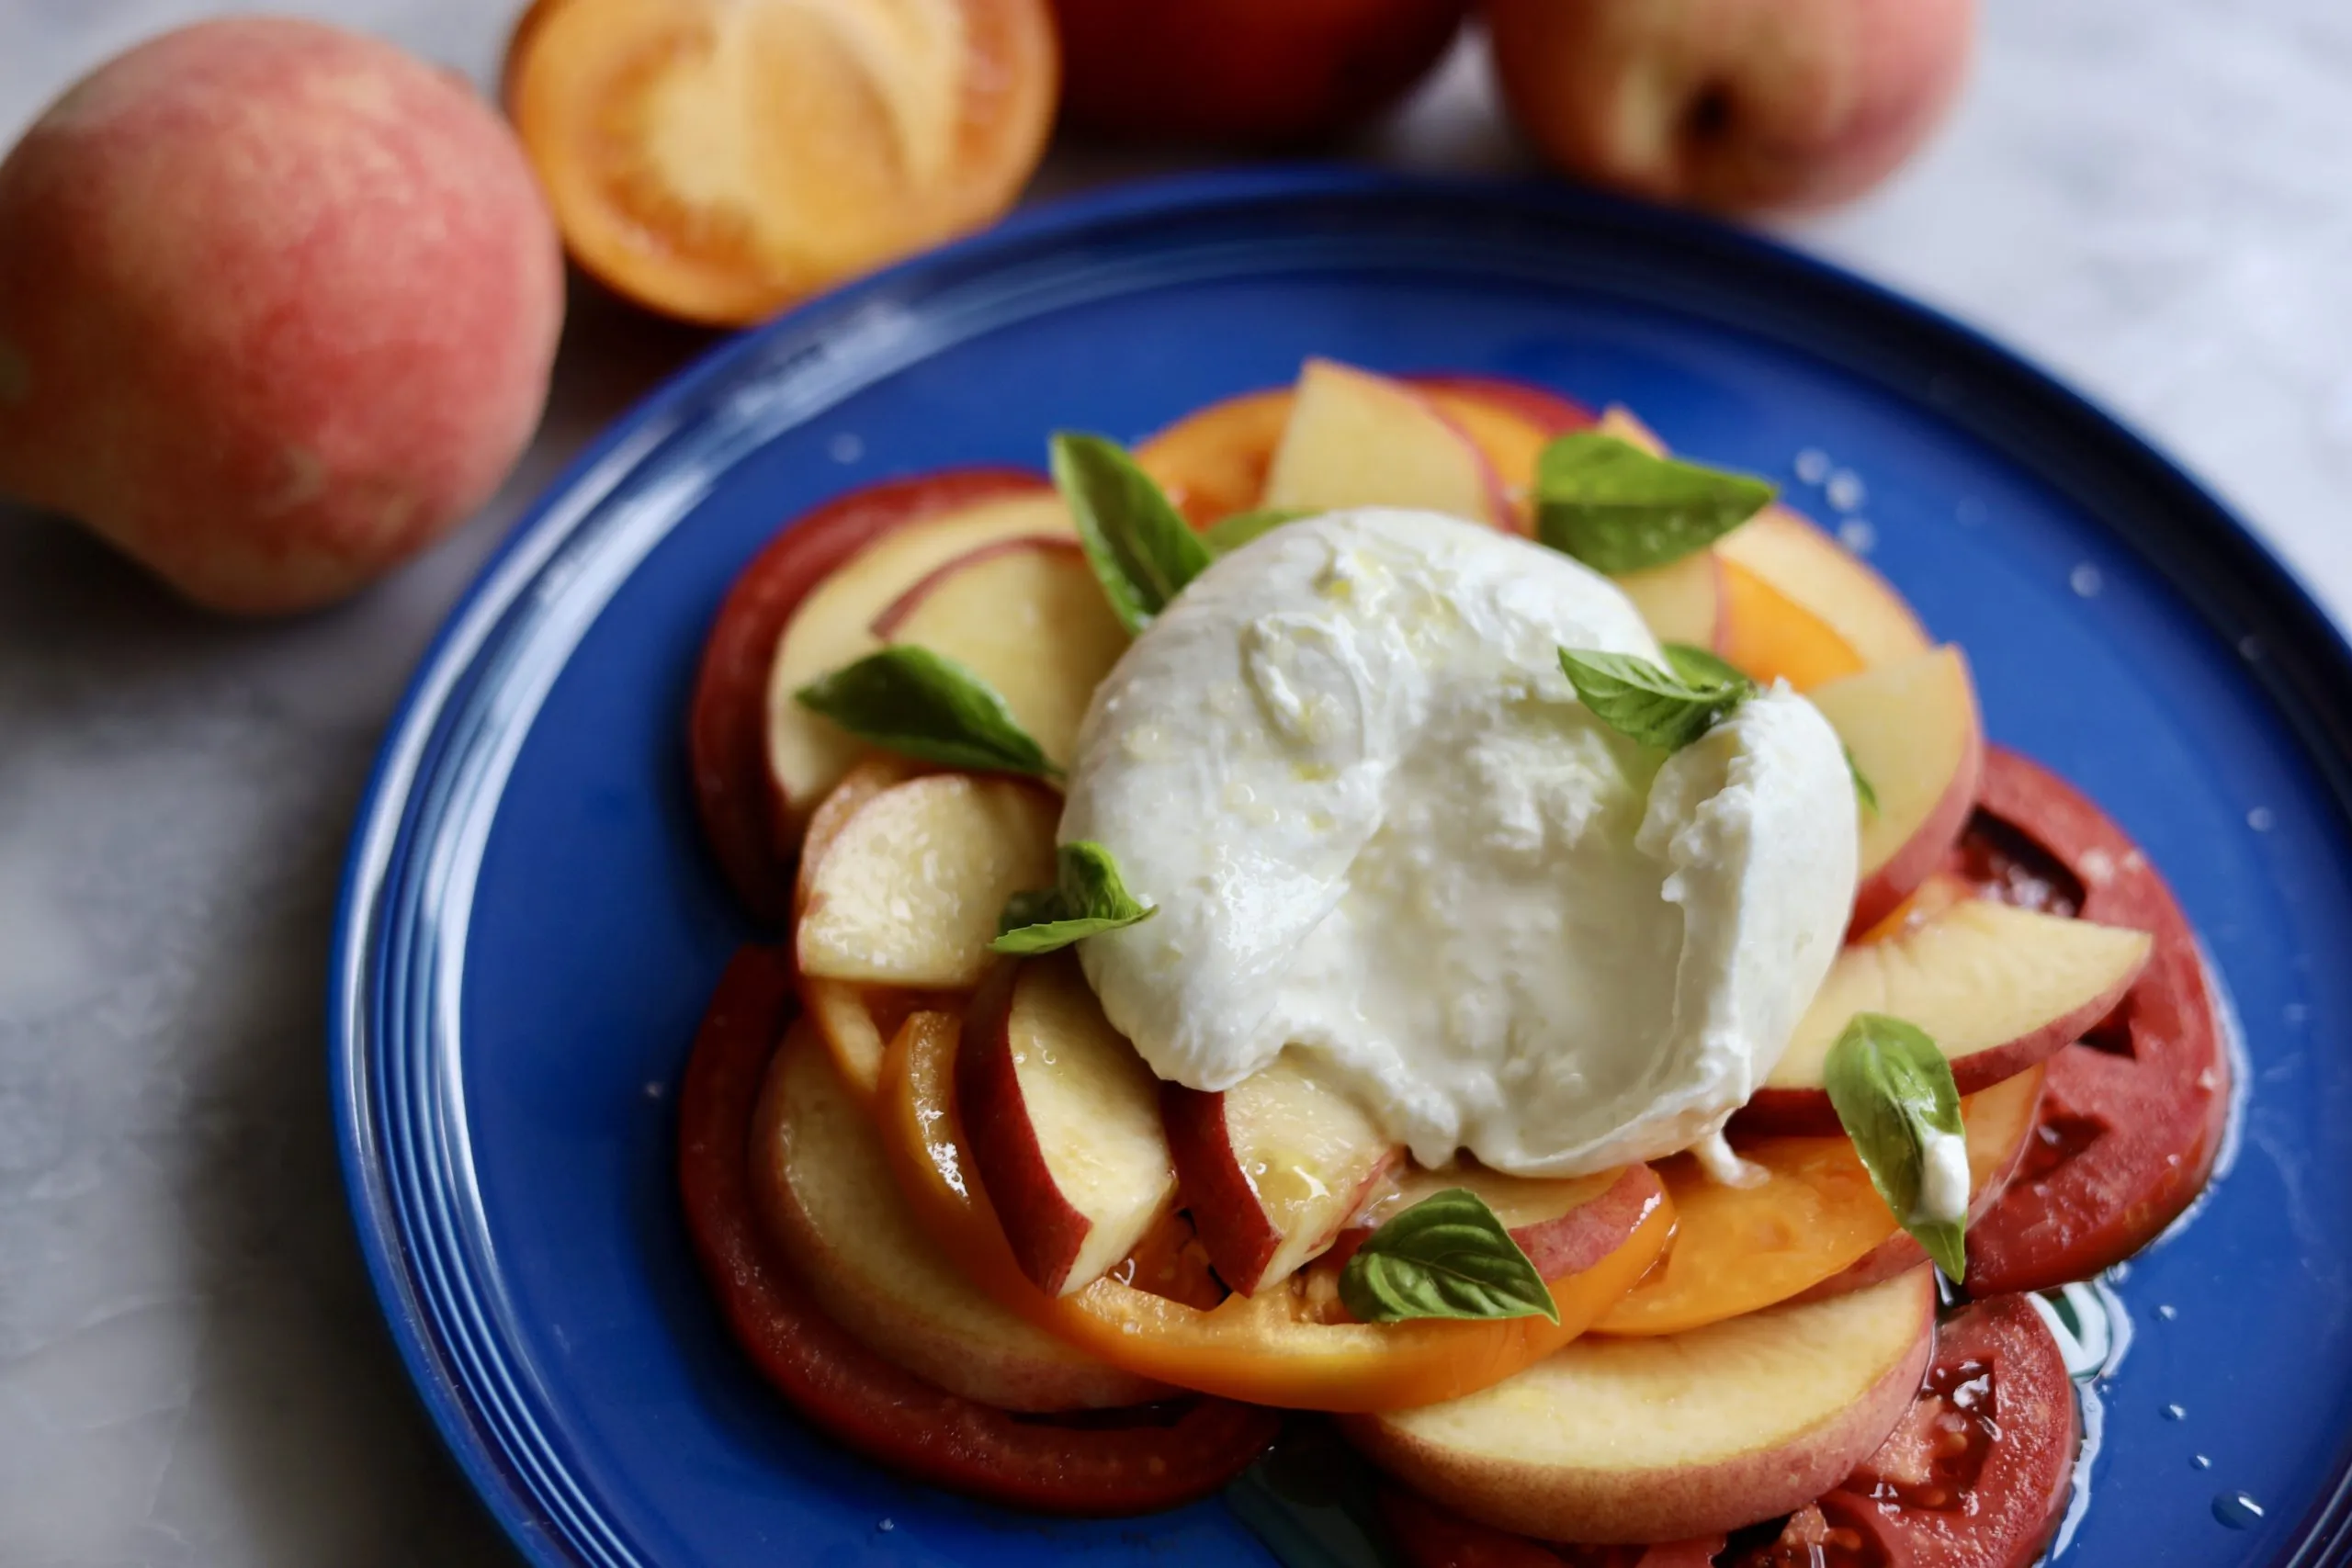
869,536,1129,770
1261,359,1510,527
764,489,1065,824
1614,550,1724,649
1339,1165,1634,1282
957,955,1179,1296
1342,1269,1938,1543
1743,899,2154,1133
752,1017,1165,1411
1164,1055,1404,1297
795,771,1057,988
1717,506,1933,668
1809,646,1985,933
504,0,1057,325
1136,387,1295,527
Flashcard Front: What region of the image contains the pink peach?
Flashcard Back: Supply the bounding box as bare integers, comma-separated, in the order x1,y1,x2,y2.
0,17,564,614
1483,0,1976,212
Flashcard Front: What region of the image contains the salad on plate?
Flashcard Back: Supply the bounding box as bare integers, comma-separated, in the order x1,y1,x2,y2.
673,357,2231,1565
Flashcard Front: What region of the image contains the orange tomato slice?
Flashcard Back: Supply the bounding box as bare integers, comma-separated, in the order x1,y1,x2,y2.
1597,1067,2046,1337
877,1010,1673,1413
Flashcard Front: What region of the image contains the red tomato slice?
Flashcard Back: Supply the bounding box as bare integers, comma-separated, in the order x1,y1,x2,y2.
686,469,1046,924
1788,1294,2077,1568
1956,747,2232,1294
1382,1486,1722,1568
676,945,1280,1512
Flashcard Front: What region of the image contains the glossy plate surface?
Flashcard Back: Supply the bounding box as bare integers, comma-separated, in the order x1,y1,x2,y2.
333,170,2352,1568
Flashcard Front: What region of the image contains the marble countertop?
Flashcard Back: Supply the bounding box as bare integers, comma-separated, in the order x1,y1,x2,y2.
3,2,2347,1562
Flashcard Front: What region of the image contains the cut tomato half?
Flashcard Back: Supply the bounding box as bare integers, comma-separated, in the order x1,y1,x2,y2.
1959,747,2231,1294
676,945,1278,1511
687,469,1042,922
876,1010,1672,1412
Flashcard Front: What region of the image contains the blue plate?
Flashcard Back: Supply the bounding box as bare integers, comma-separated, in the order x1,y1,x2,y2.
333,169,2352,1568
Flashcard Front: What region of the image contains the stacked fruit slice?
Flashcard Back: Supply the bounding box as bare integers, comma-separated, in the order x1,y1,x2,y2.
674,360,2231,1553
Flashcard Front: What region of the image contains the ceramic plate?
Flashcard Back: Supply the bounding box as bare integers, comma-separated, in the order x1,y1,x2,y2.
333,169,2352,1568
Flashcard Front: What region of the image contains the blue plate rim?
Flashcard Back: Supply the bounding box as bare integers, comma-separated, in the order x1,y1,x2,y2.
328,164,2352,1568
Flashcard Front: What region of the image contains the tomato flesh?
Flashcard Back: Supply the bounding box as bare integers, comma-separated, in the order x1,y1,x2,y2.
1957,747,2231,1295
687,469,1044,922
676,945,1279,1512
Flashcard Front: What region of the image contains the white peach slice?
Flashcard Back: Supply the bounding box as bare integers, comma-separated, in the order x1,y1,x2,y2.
794,772,1057,989
1163,1054,1402,1296
1262,358,1509,526
1743,900,2154,1133
957,954,1180,1297
1342,1269,1937,1543
764,491,1072,820
752,1018,1165,1412
870,536,1129,771
1808,646,1984,933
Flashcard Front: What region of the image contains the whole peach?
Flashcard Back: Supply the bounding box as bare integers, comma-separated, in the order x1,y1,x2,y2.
0,17,564,614
1484,0,1974,212
1051,0,1469,145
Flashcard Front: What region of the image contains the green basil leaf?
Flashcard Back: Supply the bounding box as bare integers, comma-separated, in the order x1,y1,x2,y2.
1846,745,1880,815
1202,506,1315,555
796,647,1057,778
1050,432,1213,633
1534,432,1775,573
1339,1188,1559,1325
1557,648,1752,751
1660,641,1755,693
991,840,1157,954
1824,1012,1968,1279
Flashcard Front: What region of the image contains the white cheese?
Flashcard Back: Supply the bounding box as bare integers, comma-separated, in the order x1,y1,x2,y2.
1915,1124,1973,1228
1060,509,1858,1177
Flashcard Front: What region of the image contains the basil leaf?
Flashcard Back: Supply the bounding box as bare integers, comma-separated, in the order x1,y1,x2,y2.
1203,506,1314,555
991,840,1157,954
796,647,1057,778
1535,432,1774,573
1661,641,1755,693
1846,745,1880,815
1050,432,1213,633
1824,1013,1968,1280
1557,648,1752,751
1340,1188,1559,1325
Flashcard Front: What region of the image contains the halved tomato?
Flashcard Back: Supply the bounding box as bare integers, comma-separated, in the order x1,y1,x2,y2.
676,945,1279,1511
1382,1486,1723,1567
687,469,1042,922
1958,747,2231,1294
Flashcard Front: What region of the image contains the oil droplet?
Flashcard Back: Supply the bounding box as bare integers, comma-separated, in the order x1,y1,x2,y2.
1826,470,1868,512
1838,518,1877,554
2193,1455,2212,1470
2248,807,2276,832
876,1517,896,1532
1795,449,1832,485
2157,1303,2178,1321
2212,1493,2265,1529
2163,1403,2187,1420
2070,562,2104,598
830,433,865,464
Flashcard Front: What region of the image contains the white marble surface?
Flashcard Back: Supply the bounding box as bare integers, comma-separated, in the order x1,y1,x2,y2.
3,3,2347,1563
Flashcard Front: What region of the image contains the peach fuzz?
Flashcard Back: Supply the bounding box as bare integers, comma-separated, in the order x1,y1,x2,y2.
1484,0,1976,212
0,17,563,614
